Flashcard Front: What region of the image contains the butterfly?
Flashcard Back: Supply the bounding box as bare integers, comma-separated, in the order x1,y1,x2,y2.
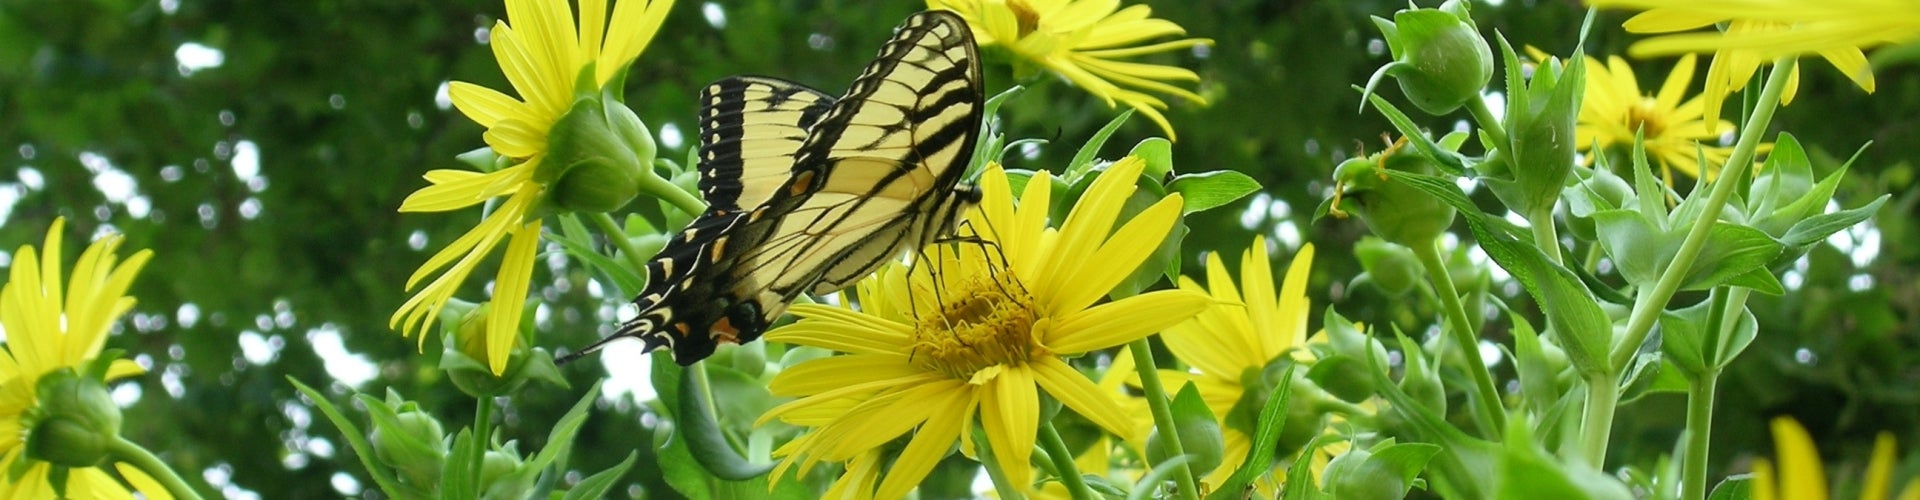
561,11,984,366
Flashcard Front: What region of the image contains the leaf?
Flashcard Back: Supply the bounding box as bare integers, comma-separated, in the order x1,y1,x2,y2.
288,378,408,498
1707,475,1754,500
1358,89,1467,175
442,427,482,500
562,452,637,500
672,359,775,480
1207,365,1296,500
552,215,647,297
1168,171,1262,215
1129,137,1175,179
523,382,605,475
1370,442,1445,491
1069,110,1135,179
1128,455,1195,500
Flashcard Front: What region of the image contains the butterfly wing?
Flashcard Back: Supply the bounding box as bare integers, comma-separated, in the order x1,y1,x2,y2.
696,76,837,212
735,10,985,305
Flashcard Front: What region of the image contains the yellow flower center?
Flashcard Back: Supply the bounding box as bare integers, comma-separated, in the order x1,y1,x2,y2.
911,268,1039,380
1007,0,1041,39
1626,96,1667,139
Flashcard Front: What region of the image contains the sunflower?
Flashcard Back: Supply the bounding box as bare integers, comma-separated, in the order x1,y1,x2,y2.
1750,417,1920,500
391,0,673,374
758,157,1209,498
0,218,161,497
929,0,1212,140
1583,1,1893,124
1575,53,1770,183
1156,236,1318,487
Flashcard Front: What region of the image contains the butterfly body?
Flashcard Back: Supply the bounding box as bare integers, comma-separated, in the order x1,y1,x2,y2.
562,11,984,366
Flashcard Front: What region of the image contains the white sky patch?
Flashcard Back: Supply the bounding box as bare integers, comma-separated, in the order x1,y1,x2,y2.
1480,91,1505,122
599,341,656,403
308,325,377,387
239,331,277,365
17,167,43,190
82,152,139,203
702,2,727,29
175,42,225,75
434,80,453,110
659,122,684,151
232,140,260,181
0,183,23,226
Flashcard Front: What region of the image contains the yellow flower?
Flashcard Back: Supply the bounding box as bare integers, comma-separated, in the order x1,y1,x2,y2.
758,157,1208,498
929,0,1212,140
1575,53,1769,183
1584,1,1894,124
1157,236,1315,487
0,218,158,498
1751,417,1920,500
391,0,673,374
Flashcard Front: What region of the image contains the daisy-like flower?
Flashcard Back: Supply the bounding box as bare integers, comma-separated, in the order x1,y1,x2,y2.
929,0,1212,140
757,157,1209,498
0,218,163,498
1157,236,1316,487
1575,53,1770,183
1584,1,1893,124
391,0,673,374
1750,417,1920,500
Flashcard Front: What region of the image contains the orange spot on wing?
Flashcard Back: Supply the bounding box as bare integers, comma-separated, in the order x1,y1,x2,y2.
712,317,741,344
790,170,815,196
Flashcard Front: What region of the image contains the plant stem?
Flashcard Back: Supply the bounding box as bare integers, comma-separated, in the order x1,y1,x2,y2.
1529,207,1565,265
1127,339,1202,500
1039,421,1093,500
975,427,1023,500
472,396,496,484
1467,96,1511,147
1411,239,1507,436
1579,372,1619,467
637,170,708,218
588,212,654,275
109,437,205,500
1681,369,1720,500
1607,57,1795,372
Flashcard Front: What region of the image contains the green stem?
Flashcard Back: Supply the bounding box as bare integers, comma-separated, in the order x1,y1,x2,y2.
1410,238,1507,436
472,396,496,485
1126,339,1202,500
1529,207,1565,265
1039,421,1092,500
109,437,205,500
975,427,1023,500
1582,244,1603,275
637,170,707,218
1579,372,1619,467
1606,57,1795,372
588,212,653,275
1467,96,1511,148
1681,371,1720,499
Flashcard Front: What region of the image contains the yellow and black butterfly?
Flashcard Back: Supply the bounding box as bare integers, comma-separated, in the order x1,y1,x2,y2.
561,11,983,366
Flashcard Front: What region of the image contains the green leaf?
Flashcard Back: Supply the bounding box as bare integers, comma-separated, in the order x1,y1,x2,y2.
1168,171,1262,215
442,427,482,500
288,378,409,498
523,382,604,476
1369,442,1445,493
670,358,775,480
1707,475,1754,500
1358,89,1467,175
1129,137,1175,179
562,452,637,500
552,215,648,297
1069,110,1135,179
1128,455,1194,500
1207,365,1296,500
1494,420,1633,499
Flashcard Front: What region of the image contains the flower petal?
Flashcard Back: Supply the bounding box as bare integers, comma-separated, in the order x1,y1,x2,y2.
874,389,972,499
981,365,1039,487
1046,289,1210,353
1032,356,1131,436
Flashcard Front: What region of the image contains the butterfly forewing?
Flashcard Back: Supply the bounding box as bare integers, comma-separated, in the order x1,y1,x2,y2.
697,76,837,212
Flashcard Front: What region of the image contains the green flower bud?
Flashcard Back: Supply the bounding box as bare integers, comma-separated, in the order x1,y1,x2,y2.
1224,358,1337,460
478,448,533,499
1485,44,1586,219
1147,385,1225,475
442,301,569,398
1310,310,1387,402
25,368,120,467
1354,237,1423,296
1399,337,1448,415
1560,167,1633,241
536,88,658,217
369,399,448,488
1323,447,1407,500
1365,0,1493,115
1332,145,1457,246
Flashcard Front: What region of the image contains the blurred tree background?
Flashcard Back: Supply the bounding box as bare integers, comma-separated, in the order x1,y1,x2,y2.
2,0,1915,497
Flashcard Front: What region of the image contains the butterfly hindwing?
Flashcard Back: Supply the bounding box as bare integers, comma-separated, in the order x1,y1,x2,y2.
697,77,837,212
566,11,982,366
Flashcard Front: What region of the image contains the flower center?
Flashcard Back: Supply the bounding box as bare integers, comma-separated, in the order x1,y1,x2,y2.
1007,0,1041,38
910,268,1039,380
1626,96,1667,139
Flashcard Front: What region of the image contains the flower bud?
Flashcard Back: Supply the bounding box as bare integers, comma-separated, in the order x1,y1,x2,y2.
537,89,658,216
1354,238,1422,297
1147,384,1225,475
1559,167,1633,241
26,368,121,467
442,301,568,398
369,397,448,488
478,448,533,499
1365,0,1493,115
1485,46,1585,219
1323,447,1406,499
1332,147,1457,246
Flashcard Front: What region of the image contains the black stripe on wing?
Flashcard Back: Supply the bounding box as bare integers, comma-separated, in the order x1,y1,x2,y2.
697,76,837,212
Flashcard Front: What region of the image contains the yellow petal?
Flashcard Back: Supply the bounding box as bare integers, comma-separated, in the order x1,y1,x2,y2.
1047,195,1182,315
1769,417,1826,500
1046,290,1210,353
486,219,542,375
981,365,1039,487
768,354,921,396
874,391,972,499
1863,432,1899,500
1033,356,1131,436
115,462,172,500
